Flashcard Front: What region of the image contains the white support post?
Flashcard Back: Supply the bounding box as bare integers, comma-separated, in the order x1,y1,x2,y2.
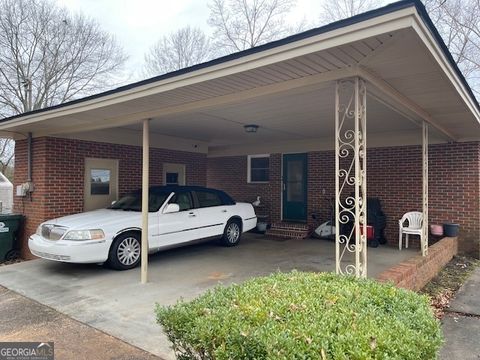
422,122,429,256
141,119,150,284
360,79,367,274
335,82,340,275
335,77,367,278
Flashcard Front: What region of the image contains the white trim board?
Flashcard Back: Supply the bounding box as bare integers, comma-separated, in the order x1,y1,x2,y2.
207,129,448,157
53,127,208,154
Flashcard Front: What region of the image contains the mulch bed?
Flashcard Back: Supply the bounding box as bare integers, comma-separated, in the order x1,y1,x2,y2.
421,256,480,319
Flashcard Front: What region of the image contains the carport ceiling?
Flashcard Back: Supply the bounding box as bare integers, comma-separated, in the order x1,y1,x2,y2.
121,83,425,148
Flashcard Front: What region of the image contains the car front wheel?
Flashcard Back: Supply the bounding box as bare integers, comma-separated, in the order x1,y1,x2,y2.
108,232,141,270
221,219,242,247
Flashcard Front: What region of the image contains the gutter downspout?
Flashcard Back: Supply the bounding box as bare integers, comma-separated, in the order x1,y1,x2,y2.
27,132,32,183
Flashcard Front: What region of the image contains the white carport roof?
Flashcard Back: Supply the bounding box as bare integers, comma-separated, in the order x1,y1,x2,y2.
0,0,479,156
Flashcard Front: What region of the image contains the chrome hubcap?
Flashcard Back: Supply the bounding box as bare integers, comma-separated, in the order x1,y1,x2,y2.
226,223,240,243
117,237,140,265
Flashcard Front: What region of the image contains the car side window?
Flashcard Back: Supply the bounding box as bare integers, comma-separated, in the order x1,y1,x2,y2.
195,191,223,208
169,192,193,211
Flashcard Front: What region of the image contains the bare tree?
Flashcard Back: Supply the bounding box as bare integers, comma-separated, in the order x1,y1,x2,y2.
0,0,127,179
144,26,212,76
318,0,480,97
318,0,381,23
0,139,14,178
0,0,127,116
423,0,480,97
208,0,300,53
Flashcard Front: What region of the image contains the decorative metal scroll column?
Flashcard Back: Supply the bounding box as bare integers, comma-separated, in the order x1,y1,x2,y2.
422,122,429,256
335,77,367,278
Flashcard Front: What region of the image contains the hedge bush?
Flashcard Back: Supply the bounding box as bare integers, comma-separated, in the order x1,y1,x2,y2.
156,271,442,360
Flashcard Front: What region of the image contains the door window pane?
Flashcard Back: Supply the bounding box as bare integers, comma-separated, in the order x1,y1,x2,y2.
166,172,179,186
287,182,303,202
90,169,110,195
287,160,304,202
196,191,223,208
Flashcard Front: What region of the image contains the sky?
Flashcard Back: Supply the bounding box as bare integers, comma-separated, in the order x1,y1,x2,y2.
55,0,325,82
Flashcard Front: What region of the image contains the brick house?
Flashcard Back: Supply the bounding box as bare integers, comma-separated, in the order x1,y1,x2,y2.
1,0,479,279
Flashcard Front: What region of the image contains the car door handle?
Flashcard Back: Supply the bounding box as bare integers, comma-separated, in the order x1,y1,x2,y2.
188,212,196,217
221,209,227,213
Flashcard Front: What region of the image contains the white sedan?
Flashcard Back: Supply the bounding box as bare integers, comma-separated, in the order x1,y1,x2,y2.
29,186,257,270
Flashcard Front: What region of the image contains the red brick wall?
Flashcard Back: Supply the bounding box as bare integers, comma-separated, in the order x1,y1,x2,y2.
429,142,480,255
367,142,480,255
14,138,48,258
207,142,480,257
14,136,207,258
206,155,282,223
308,152,335,226
13,137,479,259
376,236,458,291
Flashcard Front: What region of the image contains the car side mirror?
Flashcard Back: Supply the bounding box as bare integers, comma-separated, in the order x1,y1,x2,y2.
164,203,180,214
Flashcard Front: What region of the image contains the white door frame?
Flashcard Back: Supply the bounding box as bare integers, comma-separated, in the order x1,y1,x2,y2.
84,157,119,211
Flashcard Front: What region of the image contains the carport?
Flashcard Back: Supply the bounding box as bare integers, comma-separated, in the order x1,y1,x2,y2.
1,0,479,284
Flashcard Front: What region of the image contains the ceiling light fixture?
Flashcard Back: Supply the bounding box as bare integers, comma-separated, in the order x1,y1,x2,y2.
244,124,259,133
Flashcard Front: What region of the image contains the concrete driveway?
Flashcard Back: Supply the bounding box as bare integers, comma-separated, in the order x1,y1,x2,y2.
0,286,159,360
0,234,415,359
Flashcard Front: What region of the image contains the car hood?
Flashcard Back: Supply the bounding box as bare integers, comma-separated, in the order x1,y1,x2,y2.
43,209,142,230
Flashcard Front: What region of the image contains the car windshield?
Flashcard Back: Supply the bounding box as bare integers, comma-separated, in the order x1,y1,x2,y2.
109,191,170,212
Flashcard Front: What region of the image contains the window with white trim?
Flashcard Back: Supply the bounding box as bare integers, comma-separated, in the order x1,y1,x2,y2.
248,155,270,183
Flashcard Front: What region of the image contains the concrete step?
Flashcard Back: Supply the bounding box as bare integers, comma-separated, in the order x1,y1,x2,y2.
265,229,307,239
270,222,309,231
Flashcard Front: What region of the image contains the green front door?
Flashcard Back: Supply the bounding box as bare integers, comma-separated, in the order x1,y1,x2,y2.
282,153,308,222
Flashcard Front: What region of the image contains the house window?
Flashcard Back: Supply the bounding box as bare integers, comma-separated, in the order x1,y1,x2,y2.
248,155,270,183
90,169,110,195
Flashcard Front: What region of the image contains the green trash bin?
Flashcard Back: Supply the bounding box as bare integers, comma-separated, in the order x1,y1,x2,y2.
0,214,24,261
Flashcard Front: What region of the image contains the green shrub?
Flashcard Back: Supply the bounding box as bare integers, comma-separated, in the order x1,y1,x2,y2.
156,271,442,360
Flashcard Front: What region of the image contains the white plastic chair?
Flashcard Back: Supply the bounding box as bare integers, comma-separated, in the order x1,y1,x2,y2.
398,211,423,250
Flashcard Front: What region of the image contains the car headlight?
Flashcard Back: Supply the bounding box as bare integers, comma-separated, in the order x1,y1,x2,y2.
63,229,105,241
